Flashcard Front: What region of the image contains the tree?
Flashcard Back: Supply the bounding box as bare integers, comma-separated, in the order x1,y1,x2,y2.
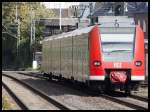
2,2,55,68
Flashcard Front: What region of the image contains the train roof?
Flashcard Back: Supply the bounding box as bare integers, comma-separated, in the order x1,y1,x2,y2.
43,25,95,42
43,22,135,42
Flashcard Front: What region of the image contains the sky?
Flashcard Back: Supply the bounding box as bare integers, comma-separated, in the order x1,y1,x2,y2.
41,2,80,9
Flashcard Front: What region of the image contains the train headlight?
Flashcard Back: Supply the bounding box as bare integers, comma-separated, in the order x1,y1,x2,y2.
93,61,101,66
135,61,142,67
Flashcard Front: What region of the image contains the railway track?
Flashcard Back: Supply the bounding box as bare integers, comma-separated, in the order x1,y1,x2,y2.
18,72,148,99
110,90,148,103
17,72,148,110
2,73,73,110
139,83,148,88
129,94,148,103
2,72,148,110
2,83,29,110
100,94,148,110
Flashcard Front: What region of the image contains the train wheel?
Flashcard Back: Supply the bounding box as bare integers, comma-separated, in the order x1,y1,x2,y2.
125,81,131,95
48,76,52,81
125,90,131,96
48,72,52,81
43,73,47,77
125,74,131,96
125,85,131,96
58,74,62,81
105,78,111,94
48,74,52,81
70,76,75,83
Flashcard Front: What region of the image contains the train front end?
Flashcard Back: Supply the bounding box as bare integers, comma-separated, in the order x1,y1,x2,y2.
89,24,145,94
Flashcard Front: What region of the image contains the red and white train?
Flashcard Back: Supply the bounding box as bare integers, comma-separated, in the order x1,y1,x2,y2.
42,17,145,94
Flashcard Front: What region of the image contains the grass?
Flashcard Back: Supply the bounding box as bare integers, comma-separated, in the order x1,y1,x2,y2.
2,96,11,110
25,66,41,71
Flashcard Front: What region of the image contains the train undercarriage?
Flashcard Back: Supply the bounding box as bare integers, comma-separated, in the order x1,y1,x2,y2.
42,71,140,95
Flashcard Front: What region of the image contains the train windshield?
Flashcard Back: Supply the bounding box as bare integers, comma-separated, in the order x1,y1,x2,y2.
100,27,135,61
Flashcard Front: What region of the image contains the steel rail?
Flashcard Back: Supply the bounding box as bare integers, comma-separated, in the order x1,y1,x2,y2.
2,82,29,110
2,73,73,110
129,94,148,103
100,94,147,110
11,72,148,110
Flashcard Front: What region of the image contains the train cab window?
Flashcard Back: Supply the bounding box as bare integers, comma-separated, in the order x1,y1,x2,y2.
100,27,135,62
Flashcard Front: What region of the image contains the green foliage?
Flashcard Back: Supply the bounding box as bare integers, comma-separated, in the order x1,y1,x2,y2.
2,2,55,68
2,96,11,110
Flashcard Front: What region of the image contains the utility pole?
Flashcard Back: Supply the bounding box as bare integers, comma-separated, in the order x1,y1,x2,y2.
16,3,18,51
15,2,21,68
16,3,20,55
33,20,35,61
18,18,21,48
30,9,33,47
16,4,18,23
59,3,62,31
30,20,33,47
30,9,35,47
33,20,35,43
89,2,93,25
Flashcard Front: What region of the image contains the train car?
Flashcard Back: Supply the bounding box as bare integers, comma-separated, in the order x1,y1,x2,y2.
42,17,145,94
